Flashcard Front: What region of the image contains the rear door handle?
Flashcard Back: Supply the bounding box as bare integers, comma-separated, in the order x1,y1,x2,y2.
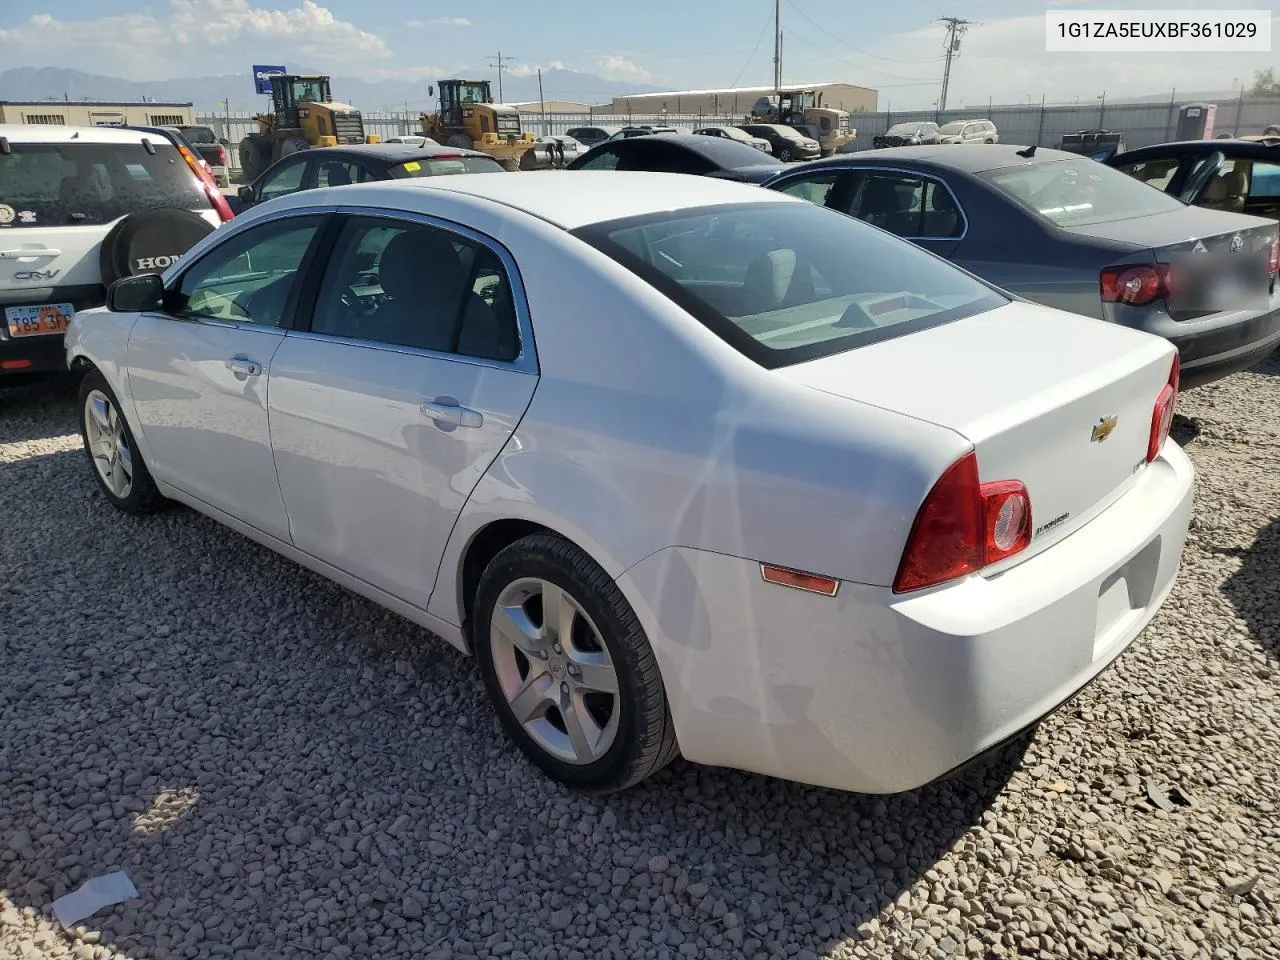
0,248,61,259
421,397,483,429
225,355,263,379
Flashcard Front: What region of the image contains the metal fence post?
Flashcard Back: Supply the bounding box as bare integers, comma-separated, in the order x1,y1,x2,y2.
1036,94,1045,145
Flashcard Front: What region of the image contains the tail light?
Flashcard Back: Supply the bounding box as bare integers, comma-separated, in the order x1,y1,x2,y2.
893,452,1032,594
1269,235,1279,275
1147,353,1181,463
1100,263,1172,306
216,144,227,166
177,143,234,223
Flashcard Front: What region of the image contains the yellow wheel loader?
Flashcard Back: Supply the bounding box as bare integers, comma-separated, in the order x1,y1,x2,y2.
238,74,381,181
421,80,535,171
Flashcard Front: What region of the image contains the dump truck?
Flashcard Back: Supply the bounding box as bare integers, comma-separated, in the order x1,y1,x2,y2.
238,73,380,181
748,91,854,156
420,80,535,171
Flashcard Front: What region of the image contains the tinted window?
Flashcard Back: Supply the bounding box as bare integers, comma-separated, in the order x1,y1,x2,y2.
982,157,1186,226
259,159,307,201
0,142,209,227
315,159,377,188
776,173,840,205
179,126,218,144
176,216,323,326
310,216,520,362
573,147,621,170
575,201,1005,368
389,156,503,178
674,136,781,169
939,122,966,135
886,123,922,136
842,172,964,239
1114,156,1181,191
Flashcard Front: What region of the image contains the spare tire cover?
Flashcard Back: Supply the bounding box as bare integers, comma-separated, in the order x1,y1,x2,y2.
99,208,216,286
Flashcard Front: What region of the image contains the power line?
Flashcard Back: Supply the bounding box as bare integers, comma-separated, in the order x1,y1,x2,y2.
487,52,518,103
730,10,775,88
782,21,941,84
785,0,945,65
937,17,976,111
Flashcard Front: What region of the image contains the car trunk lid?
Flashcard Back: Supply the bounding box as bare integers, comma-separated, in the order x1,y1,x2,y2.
777,300,1177,564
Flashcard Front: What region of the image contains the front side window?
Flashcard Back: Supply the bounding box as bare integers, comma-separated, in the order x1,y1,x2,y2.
775,173,840,206
175,216,323,326
982,157,1187,227
575,202,1005,369
310,216,520,362
1114,156,1182,191
843,172,964,239
259,159,307,201
575,148,621,170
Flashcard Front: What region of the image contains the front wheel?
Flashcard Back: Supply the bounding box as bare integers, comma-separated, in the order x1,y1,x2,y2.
473,534,680,792
78,370,162,514
778,146,793,162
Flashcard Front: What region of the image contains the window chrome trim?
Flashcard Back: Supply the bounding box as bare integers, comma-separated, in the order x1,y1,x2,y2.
289,204,540,375
771,162,970,243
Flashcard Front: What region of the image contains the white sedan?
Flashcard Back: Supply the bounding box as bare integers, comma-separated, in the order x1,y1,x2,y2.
66,172,1194,794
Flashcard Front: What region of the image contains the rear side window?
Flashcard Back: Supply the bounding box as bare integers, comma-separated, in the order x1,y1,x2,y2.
389,156,504,177
0,142,209,227
1114,156,1181,191
982,157,1187,227
575,201,1005,369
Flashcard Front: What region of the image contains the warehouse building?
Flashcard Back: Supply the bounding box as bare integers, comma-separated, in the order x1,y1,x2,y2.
610,82,878,117
0,100,196,128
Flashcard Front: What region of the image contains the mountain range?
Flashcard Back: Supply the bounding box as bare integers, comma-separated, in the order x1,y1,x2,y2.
0,66,663,114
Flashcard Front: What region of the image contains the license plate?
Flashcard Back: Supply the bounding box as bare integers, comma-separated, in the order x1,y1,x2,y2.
5,303,74,338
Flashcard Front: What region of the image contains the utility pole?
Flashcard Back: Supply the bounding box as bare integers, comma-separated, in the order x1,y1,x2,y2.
488,52,517,103
773,0,781,92
937,17,974,112
537,68,546,130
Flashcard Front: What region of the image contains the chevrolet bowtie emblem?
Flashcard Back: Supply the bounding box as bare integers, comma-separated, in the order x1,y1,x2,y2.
1091,415,1118,443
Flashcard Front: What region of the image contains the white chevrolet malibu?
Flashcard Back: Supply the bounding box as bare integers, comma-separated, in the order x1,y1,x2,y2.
65,172,1193,794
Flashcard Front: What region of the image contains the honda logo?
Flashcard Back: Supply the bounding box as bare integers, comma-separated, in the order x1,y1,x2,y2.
13,269,60,281
134,254,181,271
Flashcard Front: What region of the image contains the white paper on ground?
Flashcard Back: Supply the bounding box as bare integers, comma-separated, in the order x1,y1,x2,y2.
51,871,138,929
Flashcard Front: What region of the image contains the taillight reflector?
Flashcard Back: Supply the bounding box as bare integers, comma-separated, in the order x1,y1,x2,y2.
1147,354,1180,463
760,564,840,596
893,452,1033,594
1100,263,1172,307
1,359,32,370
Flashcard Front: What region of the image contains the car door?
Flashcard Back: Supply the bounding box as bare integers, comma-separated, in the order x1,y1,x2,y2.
266,211,538,610
126,213,327,541
834,168,965,258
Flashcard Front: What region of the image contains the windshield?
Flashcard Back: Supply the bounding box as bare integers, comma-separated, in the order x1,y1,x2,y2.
574,201,1006,368
0,142,210,226
291,79,328,103
939,122,967,134
389,156,504,177
982,157,1187,227
887,123,922,136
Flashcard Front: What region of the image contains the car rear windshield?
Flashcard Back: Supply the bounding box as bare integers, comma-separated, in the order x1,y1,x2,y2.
0,141,209,227
179,126,218,144
980,156,1187,227
388,156,504,178
574,201,1006,368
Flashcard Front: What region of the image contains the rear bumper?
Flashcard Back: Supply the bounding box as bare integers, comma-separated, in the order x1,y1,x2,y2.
1,285,104,376
617,442,1194,794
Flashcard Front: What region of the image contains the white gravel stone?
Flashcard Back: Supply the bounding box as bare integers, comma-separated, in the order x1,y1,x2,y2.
2,359,1280,959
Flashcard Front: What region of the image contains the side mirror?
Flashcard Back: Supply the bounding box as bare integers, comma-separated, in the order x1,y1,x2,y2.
107,273,164,313
238,185,255,204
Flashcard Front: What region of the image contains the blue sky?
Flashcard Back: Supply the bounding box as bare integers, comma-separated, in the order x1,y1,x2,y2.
0,0,1274,109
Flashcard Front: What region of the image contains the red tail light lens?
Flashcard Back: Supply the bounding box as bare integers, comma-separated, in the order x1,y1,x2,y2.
217,144,227,166
178,143,234,222
1100,263,1172,307
1147,354,1181,463
1269,236,1279,275
893,452,1033,594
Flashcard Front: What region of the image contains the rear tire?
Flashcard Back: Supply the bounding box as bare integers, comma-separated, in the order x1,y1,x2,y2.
472,534,680,793
238,134,270,182
280,137,309,158
446,133,474,150
78,370,163,515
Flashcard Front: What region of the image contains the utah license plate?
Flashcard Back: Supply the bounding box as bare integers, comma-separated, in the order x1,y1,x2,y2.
5,303,74,338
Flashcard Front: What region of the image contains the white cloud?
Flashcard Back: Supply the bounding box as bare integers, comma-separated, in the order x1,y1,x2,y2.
595,55,652,83
506,60,566,79
0,0,390,77
407,17,472,28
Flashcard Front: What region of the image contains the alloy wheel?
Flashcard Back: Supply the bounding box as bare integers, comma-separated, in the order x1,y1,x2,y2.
84,389,134,499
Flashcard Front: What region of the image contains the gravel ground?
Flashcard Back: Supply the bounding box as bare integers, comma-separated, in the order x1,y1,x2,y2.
1,358,1278,960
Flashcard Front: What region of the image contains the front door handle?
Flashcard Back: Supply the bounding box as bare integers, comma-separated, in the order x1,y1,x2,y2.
421,397,483,429
225,355,263,379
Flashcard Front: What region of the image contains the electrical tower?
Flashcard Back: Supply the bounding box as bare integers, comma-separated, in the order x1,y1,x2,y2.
937,17,974,112
487,52,518,103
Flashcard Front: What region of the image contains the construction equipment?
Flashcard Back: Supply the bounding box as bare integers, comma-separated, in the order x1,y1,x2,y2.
238,74,380,181
420,80,535,171
748,90,854,156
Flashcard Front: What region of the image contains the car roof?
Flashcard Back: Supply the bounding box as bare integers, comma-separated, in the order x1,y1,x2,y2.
305,142,491,162
1110,138,1280,162
803,143,1083,175
597,132,782,170
0,123,179,145
300,171,796,230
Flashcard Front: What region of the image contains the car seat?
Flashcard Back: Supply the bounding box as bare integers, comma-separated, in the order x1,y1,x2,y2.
743,249,816,311
322,163,352,187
